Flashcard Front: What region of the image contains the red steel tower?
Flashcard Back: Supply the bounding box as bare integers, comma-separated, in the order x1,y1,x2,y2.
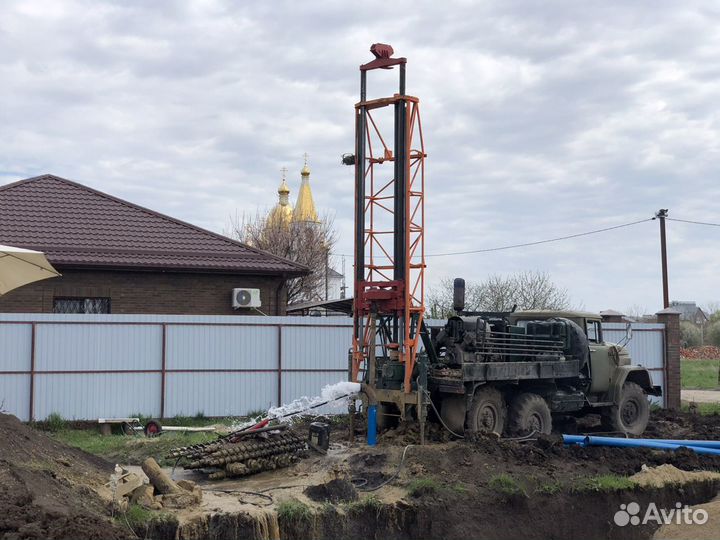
351,44,427,400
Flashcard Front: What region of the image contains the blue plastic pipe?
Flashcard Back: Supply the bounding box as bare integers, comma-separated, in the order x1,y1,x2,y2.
562,434,720,456
367,404,377,446
563,434,720,449
636,439,720,449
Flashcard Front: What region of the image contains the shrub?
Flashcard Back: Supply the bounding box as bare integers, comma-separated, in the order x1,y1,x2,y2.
708,322,720,347
681,322,702,347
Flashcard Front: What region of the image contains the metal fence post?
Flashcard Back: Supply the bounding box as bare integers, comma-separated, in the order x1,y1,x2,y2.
277,325,282,407
29,323,36,422
160,323,166,419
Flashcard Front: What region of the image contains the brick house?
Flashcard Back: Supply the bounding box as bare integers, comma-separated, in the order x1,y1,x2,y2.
0,174,308,315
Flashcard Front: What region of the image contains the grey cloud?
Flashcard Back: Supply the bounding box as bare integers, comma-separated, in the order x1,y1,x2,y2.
1,0,718,312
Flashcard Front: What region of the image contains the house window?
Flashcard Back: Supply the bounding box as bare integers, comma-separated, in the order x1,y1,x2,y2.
53,297,111,314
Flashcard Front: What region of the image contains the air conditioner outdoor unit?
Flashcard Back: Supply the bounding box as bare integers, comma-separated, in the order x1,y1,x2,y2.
232,288,261,309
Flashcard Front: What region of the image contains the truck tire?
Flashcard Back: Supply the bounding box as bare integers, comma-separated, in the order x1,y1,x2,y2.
466,386,506,435
508,393,552,436
601,382,650,435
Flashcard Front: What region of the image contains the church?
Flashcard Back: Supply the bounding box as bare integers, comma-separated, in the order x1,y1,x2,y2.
268,158,344,302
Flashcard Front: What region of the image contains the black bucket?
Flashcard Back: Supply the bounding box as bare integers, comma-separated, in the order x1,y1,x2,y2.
308,422,331,451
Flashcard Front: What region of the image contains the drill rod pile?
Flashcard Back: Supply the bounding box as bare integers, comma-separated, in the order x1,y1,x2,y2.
167,424,308,480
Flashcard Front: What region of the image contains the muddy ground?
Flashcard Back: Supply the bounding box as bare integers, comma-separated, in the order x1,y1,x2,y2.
4,410,720,540
142,410,720,540
0,413,131,539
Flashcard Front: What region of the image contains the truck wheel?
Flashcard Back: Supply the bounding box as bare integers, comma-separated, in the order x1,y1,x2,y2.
508,393,552,435
466,387,506,435
602,382,650,435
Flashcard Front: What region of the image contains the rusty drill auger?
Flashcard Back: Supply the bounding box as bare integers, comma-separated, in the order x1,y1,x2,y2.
167,426,308,480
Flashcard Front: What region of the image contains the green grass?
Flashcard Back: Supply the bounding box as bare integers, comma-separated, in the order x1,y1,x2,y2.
407,477,439,497
488,473,525,497
682,402,720,415
572,474,635,492
50,428,220,466
451,483,469,494
345,495,383,516
118,504,177,535
535,480,563,495
277,499,313,525
45,412,67,432
681,359,720,389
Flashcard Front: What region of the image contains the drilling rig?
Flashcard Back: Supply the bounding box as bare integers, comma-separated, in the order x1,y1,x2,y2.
349,43,431,442
348,44,660,441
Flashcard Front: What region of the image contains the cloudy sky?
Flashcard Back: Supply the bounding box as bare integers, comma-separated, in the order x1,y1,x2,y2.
1,1,718,313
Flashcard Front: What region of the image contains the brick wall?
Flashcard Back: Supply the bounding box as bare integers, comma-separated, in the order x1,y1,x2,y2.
0,268,289,315
657,308,682,410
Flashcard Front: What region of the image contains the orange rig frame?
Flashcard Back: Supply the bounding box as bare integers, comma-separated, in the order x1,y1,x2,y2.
351,44,427,395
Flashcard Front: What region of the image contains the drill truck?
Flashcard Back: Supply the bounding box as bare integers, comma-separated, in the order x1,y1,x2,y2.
349,45,660,439
425,279,660,436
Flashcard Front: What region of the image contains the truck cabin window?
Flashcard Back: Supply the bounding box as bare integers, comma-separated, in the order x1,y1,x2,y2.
586,320,601,343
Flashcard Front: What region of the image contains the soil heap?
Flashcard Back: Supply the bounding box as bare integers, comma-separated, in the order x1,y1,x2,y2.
0,413,130,540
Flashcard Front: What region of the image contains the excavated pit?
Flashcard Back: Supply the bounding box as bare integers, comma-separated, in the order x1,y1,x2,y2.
137,480,720,540
3,409,720,540
137,410,720,540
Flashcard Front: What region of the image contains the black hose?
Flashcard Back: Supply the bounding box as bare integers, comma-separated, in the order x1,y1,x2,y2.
355,444,414,492
424,390,465,439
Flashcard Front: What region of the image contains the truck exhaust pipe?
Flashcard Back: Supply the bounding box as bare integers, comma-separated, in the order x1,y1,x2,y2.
453,278,465,313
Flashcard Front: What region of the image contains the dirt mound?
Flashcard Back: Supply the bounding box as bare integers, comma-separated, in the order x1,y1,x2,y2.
653,496,720,539
0,413,130,539
631,464,720,488
304,478,358,503
645,409,720,440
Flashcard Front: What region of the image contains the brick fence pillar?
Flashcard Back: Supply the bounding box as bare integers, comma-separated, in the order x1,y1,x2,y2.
656,307,682,410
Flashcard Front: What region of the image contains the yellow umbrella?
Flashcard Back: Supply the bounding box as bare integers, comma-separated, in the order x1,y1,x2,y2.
0,245,60,295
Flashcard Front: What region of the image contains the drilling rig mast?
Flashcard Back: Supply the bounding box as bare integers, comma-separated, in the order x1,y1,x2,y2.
351,44,427,430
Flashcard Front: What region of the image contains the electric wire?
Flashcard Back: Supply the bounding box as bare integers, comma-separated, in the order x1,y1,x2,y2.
665,217,720,227
332,217,653,259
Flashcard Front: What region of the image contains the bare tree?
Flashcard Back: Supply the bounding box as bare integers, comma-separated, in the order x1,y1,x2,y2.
426,271,570,318
228,211,337,305
624,304,649,321
704,301,720,323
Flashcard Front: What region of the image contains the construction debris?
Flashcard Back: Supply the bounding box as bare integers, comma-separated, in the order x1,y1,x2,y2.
681,346,720,360
168,425,308,480
142,457,182,495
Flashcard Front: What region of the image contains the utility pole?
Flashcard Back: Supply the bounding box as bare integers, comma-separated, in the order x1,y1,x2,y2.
656,209,669,309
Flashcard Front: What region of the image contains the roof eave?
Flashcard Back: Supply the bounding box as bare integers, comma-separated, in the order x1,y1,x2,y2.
52,262,309,278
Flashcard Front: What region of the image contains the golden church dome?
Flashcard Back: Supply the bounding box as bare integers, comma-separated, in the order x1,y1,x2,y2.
293,155,319,223
267,172,293,227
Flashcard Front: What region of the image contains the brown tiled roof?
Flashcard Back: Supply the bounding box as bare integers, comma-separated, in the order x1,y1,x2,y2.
0,174,308,276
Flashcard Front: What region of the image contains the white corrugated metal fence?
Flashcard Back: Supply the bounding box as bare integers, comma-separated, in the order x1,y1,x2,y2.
0,314,666,421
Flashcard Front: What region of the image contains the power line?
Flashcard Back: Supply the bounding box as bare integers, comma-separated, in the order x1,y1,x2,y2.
666,217,720,227
332,217,654,259
426,218,652,257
